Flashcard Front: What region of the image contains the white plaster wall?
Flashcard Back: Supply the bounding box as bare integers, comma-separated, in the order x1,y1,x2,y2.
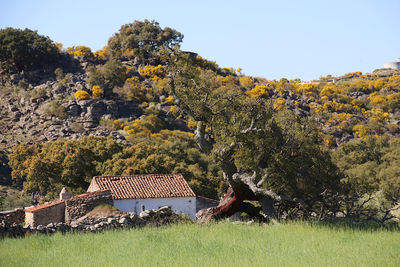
114,197,197,219
384,62,400,70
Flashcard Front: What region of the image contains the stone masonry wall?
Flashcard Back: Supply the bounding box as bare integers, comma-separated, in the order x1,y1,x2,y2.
65,190,112,223
0,208,25,225
25,201,65,227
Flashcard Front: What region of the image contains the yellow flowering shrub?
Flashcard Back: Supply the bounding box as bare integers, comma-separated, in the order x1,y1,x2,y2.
368,92,386,106
217,75,235,85
187,119,197,129
139,65,166,79
66,46,93,58
170,106,178,117
93,46,108,60
239,76,254,88
165,95,175,104
273,97,286,110
123,77,149,102
353,124,370,138
246,85,268,98
295,83,318,95
91,85,103,98
74,90,90,100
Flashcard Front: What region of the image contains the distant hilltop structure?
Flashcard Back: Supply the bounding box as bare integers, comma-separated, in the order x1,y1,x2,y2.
383,58,400,70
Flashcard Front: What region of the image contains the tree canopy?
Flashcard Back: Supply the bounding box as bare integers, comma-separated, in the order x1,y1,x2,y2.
9,132,221,200
168,53,341,221
0,27,59,72
108,20,183,58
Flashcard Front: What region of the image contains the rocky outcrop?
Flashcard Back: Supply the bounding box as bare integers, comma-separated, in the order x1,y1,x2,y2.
0,72,143,154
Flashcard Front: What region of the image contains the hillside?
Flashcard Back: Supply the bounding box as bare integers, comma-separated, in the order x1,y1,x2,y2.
1,21,400,224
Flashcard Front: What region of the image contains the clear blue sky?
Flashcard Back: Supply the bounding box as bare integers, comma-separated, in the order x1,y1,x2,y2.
1,0,399,80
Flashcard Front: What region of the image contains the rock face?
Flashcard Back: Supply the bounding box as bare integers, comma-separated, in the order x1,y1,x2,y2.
0,69,144,156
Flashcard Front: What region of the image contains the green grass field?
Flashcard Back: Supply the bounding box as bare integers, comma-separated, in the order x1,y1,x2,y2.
1,222,399,267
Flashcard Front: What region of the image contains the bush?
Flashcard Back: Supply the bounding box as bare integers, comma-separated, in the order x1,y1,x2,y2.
44,101,67,118
0,27,59,72
70,122,85,133
74,90,90,100
91,85,102,98
17,78,29,90
66,46,93,58
29,87,47,98
0,186,32,210
54,68,64,80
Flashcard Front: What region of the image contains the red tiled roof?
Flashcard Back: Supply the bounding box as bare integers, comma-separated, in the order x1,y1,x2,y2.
24,190,111,213
24,200,64,213
90,174,196,200
71,190,111,199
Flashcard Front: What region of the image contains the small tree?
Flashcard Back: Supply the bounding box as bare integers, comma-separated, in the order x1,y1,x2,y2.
108,20,183,58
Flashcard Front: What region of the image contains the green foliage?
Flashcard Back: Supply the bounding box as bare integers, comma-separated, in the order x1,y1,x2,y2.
170,53,340,203
0,27,59,72
54,67,64,80
69,122,85,133
29,86,47,99
0,186,32,210
8,134,220,199
334,136,400,221
43,101,67,119
102,59,127,89
9,137,124,198
87,59,127,97
108,19,183,58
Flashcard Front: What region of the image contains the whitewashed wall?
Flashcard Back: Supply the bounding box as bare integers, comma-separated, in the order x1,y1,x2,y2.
114,197,196,219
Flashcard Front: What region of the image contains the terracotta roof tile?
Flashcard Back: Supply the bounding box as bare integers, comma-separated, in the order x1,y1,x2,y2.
72,190,111,199
24,200,64,213
90,174,195,200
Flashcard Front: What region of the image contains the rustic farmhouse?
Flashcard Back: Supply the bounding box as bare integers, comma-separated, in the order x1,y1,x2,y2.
87,174,199,218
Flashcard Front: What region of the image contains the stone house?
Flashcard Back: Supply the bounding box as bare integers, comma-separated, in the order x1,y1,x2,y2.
87,174,199,219
24,190,112,227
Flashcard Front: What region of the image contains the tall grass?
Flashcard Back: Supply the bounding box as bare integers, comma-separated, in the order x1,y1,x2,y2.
1,222,399,267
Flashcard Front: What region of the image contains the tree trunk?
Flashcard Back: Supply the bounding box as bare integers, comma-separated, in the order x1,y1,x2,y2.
196,172,277,223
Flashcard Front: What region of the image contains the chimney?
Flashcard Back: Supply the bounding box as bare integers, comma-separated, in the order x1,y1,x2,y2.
59,187,71,200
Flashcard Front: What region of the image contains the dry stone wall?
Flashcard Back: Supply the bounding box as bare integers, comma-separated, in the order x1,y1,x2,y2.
25,201,65,227
65,190,112,223
0,208,24,225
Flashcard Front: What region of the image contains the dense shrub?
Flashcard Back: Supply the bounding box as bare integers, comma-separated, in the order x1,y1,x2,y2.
91,85,102,98
44,101,67,118
74,90,90,100
0,27,59,72
9,137,124,198
66,46,93,58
